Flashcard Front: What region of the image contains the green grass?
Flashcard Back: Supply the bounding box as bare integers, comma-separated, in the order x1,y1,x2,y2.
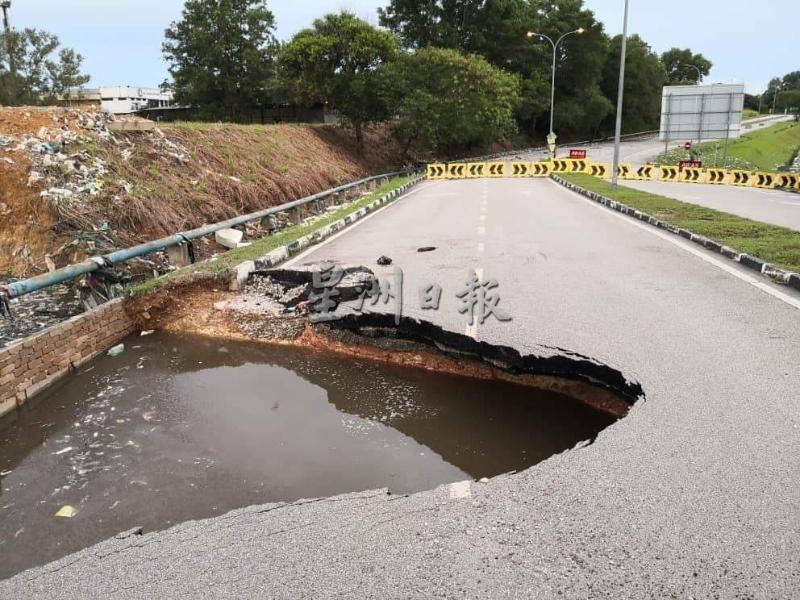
131,176,413,295
562,173,800,273
742,109,761,120
660,121,800,172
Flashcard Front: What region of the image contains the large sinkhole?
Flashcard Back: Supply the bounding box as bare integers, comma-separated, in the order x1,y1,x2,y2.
0,327,639,578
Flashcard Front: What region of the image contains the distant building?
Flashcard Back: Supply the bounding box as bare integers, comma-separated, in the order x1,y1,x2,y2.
62,86,175,114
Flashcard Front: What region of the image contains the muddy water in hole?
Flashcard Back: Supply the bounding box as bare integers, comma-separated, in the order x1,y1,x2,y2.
0,332,615,578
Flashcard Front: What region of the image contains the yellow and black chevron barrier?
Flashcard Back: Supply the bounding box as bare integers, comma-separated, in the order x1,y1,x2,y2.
485,162,506,177
754,172,776,189
729,170,752,186
465,162,485,178
589,163,609,177
446,163,466,179
617,163,635,179
776,173,799,190
427,163,447,179
636,165,656,180
425,160,800,192
659,165,679,181
510,162,531,177
532,161,552,176
706,169,727,184
680,167,703,183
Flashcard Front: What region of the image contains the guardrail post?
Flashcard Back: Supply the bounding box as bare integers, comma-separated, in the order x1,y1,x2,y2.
291,206,302,225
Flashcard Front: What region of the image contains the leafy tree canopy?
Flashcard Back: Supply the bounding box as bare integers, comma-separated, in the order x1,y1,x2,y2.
163,0,277,120
660,47,712,84
0,28,90,105
277,12,398,148
602,35,665,134
379,47,521,156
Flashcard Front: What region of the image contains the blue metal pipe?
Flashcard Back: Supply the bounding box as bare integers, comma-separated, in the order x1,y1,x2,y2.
2,171,406,300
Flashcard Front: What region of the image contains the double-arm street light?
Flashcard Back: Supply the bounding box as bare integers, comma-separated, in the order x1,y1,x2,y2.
527,27,584,156
684,64,703,84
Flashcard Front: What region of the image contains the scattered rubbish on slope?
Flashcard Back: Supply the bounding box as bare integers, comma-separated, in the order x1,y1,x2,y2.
417,246,437,252
377,256,393,265
54,505,78,518
214,228,244,250
107,344,125,357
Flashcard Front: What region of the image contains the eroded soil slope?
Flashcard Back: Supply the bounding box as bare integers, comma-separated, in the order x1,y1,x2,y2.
0,107,401,277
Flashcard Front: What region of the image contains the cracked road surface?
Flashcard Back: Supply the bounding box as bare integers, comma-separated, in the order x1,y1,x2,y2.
2,178,799,598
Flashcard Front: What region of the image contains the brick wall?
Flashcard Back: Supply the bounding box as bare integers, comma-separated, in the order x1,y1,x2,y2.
0,298,134,420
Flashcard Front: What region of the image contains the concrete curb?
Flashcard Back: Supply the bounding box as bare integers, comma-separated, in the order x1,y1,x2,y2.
229,176,425,290
551,174,800,293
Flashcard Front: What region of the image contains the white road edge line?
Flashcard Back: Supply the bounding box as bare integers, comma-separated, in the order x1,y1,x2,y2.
552,179,800,311
284,180,433,268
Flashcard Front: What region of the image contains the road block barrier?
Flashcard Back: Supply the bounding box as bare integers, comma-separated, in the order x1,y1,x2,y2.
550,159,569,173
680,167,703,183
446,163,467,179
705,168,728,184
754,172,776,189
531,161,552,176
427,163,447,179
636,165,656,180
552,159,588,174
510,161,531,177
588,162,609,178
775,173,799,190
485,162,506,177
466,162,485,178
659,165,679,181
729,170,753,186
617,163,635,179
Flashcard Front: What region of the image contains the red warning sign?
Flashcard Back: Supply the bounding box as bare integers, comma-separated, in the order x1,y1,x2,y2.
569,149,587,159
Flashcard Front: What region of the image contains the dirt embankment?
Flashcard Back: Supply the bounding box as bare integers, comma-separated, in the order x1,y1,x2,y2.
0,106,402,278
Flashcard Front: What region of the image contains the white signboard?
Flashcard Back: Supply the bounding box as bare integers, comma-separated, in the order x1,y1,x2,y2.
659,84,745,143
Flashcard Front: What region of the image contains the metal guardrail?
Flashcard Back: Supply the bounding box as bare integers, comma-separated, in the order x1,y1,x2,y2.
450,129,660,163
1,170,408,301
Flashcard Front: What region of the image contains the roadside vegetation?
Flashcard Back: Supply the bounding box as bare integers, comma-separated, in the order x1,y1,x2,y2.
659,121,800,171
562,173,800,273
131,176,413,295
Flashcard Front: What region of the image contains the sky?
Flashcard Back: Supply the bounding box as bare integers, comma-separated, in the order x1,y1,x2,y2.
5,0,798,93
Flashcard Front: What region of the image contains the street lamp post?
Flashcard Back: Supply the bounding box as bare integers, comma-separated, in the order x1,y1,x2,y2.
611,0,630,189
772,85,783,114
527,27,584,158
684,64,702,84
1,1,13,80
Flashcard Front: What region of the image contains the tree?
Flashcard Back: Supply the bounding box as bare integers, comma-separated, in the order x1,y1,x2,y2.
660,47,712,84
602,34,665,134
379,0,610,142
163,0,277,120
0,28,89,105
277,12,398,149
379,47,521,156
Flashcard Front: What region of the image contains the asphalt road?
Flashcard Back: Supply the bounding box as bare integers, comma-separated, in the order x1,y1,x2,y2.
621,179,800,231
3,178,800,598
522,136,666,165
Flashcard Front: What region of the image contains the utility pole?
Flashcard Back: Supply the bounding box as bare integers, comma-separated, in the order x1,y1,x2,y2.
611,0,630,189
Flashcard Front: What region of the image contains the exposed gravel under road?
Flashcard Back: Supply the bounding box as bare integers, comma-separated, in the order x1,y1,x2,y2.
2,178,799,598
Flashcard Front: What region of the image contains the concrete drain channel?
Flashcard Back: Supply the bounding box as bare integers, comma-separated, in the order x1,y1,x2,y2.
0,267,643,578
